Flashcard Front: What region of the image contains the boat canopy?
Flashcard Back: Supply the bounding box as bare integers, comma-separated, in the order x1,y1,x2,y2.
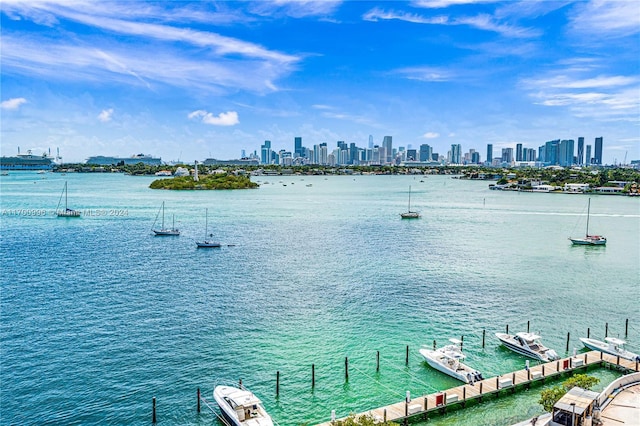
448,338,462,345
223,388,263,408
605,337,626,345
516,332,541,341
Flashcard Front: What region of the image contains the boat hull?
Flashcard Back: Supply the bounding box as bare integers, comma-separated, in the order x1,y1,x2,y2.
579,338,640,361
400,212,420,219
419,348,482,383
197,241,221,248
570,237,606,246
213,385,273,426
495,333,556,362
153,230,180,236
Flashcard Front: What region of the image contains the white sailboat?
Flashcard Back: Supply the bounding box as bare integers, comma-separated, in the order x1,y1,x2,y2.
400,186,420,219
56,181,81,217
569,198,606,245
196,208,221,248
152,202,180,236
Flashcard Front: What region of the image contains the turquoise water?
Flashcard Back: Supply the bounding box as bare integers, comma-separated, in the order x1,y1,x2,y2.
1,172,638,425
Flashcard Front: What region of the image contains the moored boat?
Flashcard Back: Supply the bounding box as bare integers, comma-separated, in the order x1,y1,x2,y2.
419,338,483,383
400,185,420,219
213,385,273,426
569,198,606,245
196,208,221,248
579,337,640,361
56,181,81,217
495,332,559,362
152,202,180,236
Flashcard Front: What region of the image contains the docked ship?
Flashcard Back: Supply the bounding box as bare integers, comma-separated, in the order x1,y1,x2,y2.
85,153,162,166
0,149,57,170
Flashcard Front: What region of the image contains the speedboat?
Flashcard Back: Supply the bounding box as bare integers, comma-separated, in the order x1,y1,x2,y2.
213,385,273,426
580,337,640,362
419,338,483,383
495,332,559,362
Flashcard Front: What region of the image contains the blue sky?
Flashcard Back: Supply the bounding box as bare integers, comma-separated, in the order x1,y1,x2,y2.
1,0,638,164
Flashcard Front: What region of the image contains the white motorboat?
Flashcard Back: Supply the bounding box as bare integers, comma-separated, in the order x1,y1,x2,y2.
419,338,483,383
495,332,559,362
580,337,640,362
213,385,273,426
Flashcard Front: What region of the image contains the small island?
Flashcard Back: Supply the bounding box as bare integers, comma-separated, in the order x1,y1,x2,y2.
149,174,259,190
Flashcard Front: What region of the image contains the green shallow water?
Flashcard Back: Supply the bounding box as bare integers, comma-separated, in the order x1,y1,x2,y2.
1,172,638,425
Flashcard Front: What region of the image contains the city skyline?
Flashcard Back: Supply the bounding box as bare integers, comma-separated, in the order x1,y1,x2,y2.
1,1,638,164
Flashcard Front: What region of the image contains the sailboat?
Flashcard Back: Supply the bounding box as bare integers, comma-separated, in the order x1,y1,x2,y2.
569,198,606,245
196,208,221,248
56,182,81,217
152,202,180,236
400,185,420,219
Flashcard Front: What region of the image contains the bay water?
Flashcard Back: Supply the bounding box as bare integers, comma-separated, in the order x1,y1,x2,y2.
1,172,638,425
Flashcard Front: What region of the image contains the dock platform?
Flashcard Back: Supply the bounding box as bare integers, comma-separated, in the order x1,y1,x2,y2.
316,351,639,425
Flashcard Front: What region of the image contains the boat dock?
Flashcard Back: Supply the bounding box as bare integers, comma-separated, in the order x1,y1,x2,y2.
316,351,639,425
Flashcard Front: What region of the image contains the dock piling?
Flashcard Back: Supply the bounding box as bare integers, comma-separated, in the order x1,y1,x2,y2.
566,332,570,352
482,329,486,348
527,320,530,333
587,327,590,338
626,318,629,337
605,322,608,338
197,388,200,413
276,371,280,396
406,345,409,366
312,364,315,388
460,335,464,350
433,340,436,350
345,357,349,382
376,350,380,373
152,397,157,423
506,324,509,334
479,382,483,402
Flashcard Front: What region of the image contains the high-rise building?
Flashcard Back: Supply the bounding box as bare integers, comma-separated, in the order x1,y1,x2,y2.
486,144,493,165
586,145,592,165
368,135,373,149
471,151,480,164
544,140,560,165
294,137,303,158
261,140,272,164
406,149,417,161
419,144,432,162
451,144,461,164
383,136,393,163
501,148,513,164
577,137,584,165
558,139,575,167
594,137,603,165
516,143,523,162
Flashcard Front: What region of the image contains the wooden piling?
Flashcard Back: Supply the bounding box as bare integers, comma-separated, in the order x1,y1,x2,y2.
605,322,608,338
462,386,466,404
433,340,436,350
566,332,570,352
383,409,387,422
460,335,464,350
376,351,380,373
276,371,280,396
345,357,349,381
406,345,409,366
312,364,315,388
626,318,629,337
527,320,530,333
197,388,201,413
239,378,242,388
152,397,157,423
506,324,509,334
424,397,428,410
587,327,590,338
482,329,486,348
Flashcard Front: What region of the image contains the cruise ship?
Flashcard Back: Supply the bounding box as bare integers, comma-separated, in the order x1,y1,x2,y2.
85,154,162,166
0,149,57,171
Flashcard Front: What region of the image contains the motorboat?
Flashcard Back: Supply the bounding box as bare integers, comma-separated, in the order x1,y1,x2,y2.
579,337,640,361
419,338,483,383
213,385,273,426
495,332,559,362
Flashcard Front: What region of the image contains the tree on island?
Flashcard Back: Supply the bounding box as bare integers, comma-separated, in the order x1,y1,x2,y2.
538,374,600,412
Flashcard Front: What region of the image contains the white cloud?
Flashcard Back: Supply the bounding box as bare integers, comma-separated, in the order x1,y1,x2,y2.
394,66,454,82
1,97,27,110
413,0,499,8
98,108,114,122
188,110,239,126
568,0,640,39
423,132,440,138
363,8,448,24
249,0,342,18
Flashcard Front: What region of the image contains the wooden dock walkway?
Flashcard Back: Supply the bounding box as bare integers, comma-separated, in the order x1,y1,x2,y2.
316,351,639,425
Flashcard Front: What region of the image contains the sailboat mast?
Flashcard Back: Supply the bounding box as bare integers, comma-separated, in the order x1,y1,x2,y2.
65,182,68,210
408,186,411,211
586,198,591,237
161,202,165,228
205,208,208,238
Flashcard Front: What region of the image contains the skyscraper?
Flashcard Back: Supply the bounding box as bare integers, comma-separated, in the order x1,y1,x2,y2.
419,144,432,162
516,143,523,162
294,137,303,158
586,145,592,165
451,144,461,164
501,148,513,164
261,140,272,164
594,137,603,165
558,139,574,167
577,137,584,165
486,144,493,165
383,136,393,163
